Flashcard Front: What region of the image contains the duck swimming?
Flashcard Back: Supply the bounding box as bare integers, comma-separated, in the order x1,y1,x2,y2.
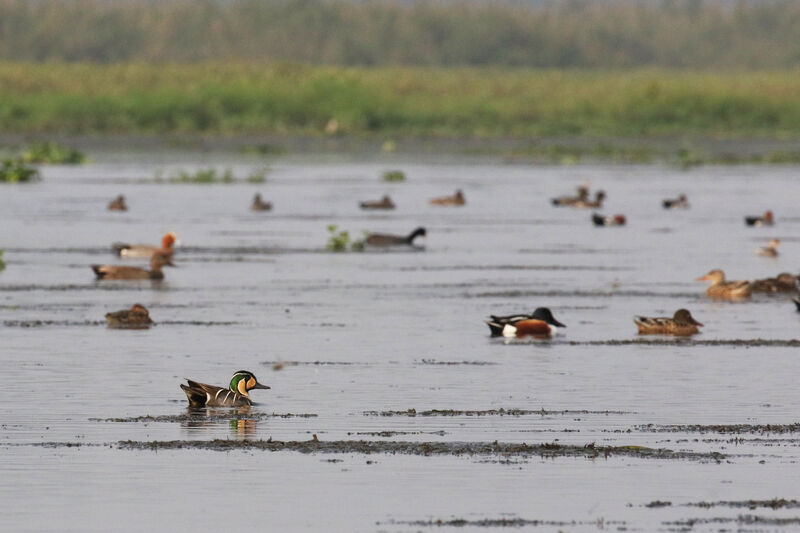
634,309,703,336
92,253,174,280
429,190,465,206
572,190,605,209
551,185,589,207
181,370,270,408
662,194,689,210
107,195,127,211
750,272,798,293
756,239,780,257
112,232,178,259
745,210,774,227
499,308,566,339
105,304,153,328
592,213,626,226
365,227,426,246
696,269,751,300
486,307,566,337
359,195,395,210
251,193,272,211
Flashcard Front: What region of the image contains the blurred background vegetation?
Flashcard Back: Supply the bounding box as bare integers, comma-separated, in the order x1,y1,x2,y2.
1,0,800,139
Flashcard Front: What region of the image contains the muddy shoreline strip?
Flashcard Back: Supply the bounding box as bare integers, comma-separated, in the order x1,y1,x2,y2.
363,408,632,417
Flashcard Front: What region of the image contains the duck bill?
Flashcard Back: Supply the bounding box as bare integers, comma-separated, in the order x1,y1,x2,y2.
690,318,704,326
252,382,271,390
695,274,710,281
552,319,567,328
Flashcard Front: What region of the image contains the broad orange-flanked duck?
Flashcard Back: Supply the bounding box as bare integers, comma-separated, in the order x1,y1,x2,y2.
112,232,178,259
92,253,174,280
251,193,272,211
429,190,465,206
359,195,395,210
107,194,127,211
696,269,751,300
662,194,689,210
572,190,605,209
745,210,774,227
551,185,589,207
750,272,798,293
105,304,153,328
365,227,426,246
756,238,780,257
634,309,703,336
181,370,270,408
592,213,626,226
486,307,566,337
497,307,566,339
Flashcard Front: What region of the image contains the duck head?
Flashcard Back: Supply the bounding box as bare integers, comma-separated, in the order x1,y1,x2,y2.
595,190,606,202
408,227,427,242
696,269,725,283
768,238,781,249
162,232,179,249
129,304,150,317
531,307,566,327
673,309,703,326
764,210,774,223
230,370,270,397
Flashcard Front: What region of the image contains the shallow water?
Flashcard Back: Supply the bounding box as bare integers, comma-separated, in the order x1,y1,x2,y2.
2,150,800,532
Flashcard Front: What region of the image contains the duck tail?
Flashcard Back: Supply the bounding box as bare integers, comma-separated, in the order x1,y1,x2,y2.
111,242,129,255
180,382,207,408
91,265,106,279
485,320,504,337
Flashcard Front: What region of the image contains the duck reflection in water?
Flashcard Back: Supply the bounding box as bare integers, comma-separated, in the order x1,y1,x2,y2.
180,406,260,440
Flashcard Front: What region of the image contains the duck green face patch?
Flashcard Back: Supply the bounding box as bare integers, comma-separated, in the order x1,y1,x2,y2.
230,373,250,392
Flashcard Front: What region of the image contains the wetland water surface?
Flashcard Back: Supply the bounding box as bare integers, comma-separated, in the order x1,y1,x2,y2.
1,150,800,532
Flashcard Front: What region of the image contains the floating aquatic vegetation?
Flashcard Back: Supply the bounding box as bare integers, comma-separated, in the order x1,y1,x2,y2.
382,170,405,182
21,141,85,164
0,158,39,182
326,225,365,252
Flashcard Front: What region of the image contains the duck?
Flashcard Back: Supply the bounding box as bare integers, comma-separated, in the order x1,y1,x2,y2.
486,307,566,337
359,195,395,210
250,193,272,211
592,213,626,226
112,232,178,259
756,238,780,257
92,253,174,280
429,190,465,206
750,272,798,293
551,185,590,206
572,190,605,209
496,308,566,339
105,304,153,328
745,210,774,227
696,269,751,299
107,194,127,211
181,370,270,408
662,194,689,210
793,298,800,312
634,309,703,336
365,227,426,246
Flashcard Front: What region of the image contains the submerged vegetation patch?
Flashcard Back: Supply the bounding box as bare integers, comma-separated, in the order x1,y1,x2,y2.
20,141,85,164
0,158,39,182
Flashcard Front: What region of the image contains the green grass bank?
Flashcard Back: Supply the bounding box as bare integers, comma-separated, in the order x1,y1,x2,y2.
2,63,800,139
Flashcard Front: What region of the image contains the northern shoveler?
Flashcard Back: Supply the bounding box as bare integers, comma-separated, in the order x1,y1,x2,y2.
181,371,270,408
756,239,780,257
750,272,798,293
551,185,590,206
112,232,178,259
486,307,566,337
662,194,689,209
251,193,272,211
592,213,626,226
92,253,174,280
745,210,774,227
696,269,751,299
429,190,465,206
359,195,395,210
107,195,127,211
634,309,703,336
365,227,426,246
105,304,153,328
497,307,566,339
572,190,605,209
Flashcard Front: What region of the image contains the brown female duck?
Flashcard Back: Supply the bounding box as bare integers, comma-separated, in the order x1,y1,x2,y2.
551,185,589,206
572,190,606,209
92,253,174,280
429,190,465,206
250,193,272,211
634,309,703,336
112,232,178,259
696,269,751,300
105,304,153,328
755,239,780,257
359,195,395,210
107,195,127,211
750,272,798,293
